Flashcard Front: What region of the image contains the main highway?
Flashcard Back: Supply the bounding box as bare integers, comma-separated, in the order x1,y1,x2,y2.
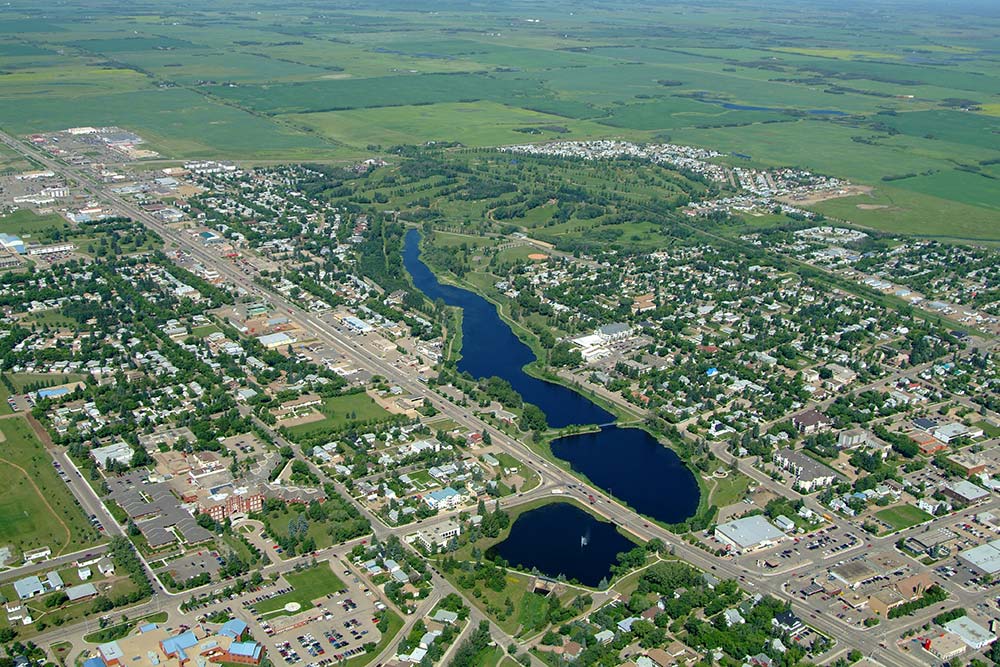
0,130,934,667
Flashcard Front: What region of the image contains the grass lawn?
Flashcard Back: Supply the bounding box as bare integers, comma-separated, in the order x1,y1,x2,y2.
191,324,222,338
343,610,403,667
875,505,934,533
974,420,1000,439
82,611,168,643
441,567,535,636
707,471,752,507
0,416,102,559
253,564,345,616
285,392,394,437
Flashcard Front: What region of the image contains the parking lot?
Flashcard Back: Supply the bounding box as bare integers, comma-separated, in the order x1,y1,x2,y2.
256,566,383,666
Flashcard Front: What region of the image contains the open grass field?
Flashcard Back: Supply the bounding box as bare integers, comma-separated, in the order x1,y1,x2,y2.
875,505,934,533
0,209,72,240
252,563,345,616
0,416,102,560
285,392,394,437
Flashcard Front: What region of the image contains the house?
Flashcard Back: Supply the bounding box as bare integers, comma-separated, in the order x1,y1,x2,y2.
431,609,458,625
772,610,804,635
98,557,115,576
645,649,673,667
723,609,745,626
617,617,640,633
424,487,462,510
594,630,615,645
792,409,831,434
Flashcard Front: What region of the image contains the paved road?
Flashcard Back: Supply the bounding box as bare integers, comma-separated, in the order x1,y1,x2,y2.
0,130,955,667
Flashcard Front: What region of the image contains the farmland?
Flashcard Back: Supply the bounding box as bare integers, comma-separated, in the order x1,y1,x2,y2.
0,0,996,237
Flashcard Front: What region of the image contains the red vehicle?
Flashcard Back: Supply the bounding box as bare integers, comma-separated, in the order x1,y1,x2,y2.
588,494,596,504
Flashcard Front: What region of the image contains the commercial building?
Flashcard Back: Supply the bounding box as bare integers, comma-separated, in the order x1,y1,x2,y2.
943,616,997,650
257,332,294,349
91,442,134,468
714,515,786,553
942,480,990,506
96,623,264,667
958,538,1000,576
922,632,966,661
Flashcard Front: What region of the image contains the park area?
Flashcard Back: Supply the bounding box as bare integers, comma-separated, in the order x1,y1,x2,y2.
0,416,101,562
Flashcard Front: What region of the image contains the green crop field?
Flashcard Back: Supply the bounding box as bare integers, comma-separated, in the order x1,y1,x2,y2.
0,0,995,237
0,417,102,560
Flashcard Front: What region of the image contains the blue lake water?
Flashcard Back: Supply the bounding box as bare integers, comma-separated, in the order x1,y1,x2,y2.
403,229,700,525
486,502,634,586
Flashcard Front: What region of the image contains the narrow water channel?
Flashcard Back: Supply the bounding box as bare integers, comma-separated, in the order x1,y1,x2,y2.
403,229,700,527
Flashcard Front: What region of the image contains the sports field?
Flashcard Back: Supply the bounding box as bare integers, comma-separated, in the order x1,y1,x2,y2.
0,416,102,560
875,505,934,533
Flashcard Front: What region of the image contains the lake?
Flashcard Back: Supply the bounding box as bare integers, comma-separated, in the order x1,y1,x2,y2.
403,229,700,525
486,502,635,586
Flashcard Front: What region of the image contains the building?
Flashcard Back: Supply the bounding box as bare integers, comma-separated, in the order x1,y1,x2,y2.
257,332,294,349
943,616,997,650
66,583,98,601
773,448,838,491
947,452,990,476
13,576,45,600
837,428,869,449
200,487,264,523
406,519,461,551
96,623,264,667
772,610,804,635
226,642,265,665
958,538,1000,576
597,322,633,341
91,442,134,468
27,242,75,256
424,487,462,510
714,515,786,553
791,409,831,434
942,480,990,506
922,632,966,661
